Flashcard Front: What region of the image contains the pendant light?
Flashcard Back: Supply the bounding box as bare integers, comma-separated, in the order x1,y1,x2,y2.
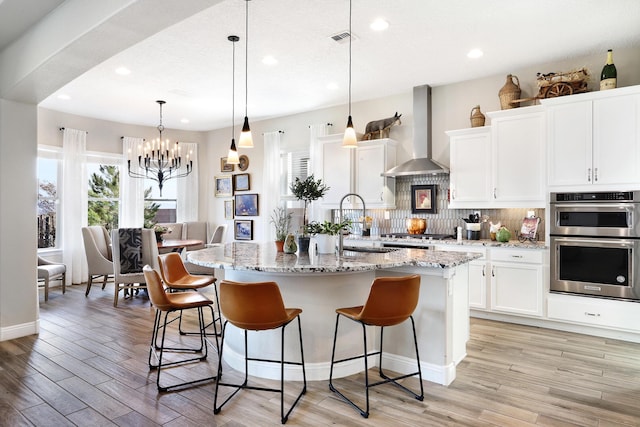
227,35,240,165
342,0,357,148
238,0,254,148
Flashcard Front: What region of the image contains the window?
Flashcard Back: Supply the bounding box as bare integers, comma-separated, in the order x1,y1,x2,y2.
281,150,310,200
37,147,61,249
87,155,120,231
144,178,177,225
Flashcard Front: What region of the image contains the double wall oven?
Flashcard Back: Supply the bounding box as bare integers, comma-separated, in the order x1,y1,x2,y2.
550,191,640,301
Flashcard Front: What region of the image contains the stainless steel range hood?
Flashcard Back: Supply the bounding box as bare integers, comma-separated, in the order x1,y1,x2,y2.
382,84,449,177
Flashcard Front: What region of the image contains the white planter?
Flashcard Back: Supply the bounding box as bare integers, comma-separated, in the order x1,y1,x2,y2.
314,234,337,254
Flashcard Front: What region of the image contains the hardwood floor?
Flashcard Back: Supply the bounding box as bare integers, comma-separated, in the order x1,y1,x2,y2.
2,283,640,426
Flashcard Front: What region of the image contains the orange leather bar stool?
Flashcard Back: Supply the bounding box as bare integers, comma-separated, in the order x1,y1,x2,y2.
328,274,424,418
158,253,221,347
214,280,307,424
143,265,217,391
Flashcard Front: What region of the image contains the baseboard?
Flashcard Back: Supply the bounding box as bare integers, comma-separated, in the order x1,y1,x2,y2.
0,319,39,341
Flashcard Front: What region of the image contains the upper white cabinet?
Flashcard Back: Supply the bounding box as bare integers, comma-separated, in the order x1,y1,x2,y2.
544,85,640,188
448,106,546,208
316,134,397,208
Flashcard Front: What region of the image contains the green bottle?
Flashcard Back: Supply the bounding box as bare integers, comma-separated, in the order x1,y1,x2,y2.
600,49,617,91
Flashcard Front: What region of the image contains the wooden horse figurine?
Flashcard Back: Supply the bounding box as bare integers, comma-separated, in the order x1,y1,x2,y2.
362,112,402,140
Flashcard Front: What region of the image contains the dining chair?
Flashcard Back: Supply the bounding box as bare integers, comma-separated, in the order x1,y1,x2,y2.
214,280,307,424
143,265,217,391
206,224,227,247
81,225,113,296
328,274,424,418
111,228,159,307
37,256,66,301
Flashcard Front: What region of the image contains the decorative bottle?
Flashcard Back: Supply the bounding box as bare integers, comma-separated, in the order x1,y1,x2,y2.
600,49,617,91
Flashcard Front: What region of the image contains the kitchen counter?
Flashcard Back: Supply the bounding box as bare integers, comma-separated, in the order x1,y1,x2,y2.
345,235,547,250
188,242,481,386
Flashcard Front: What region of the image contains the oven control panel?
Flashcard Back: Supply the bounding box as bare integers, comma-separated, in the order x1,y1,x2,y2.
552,191,637,202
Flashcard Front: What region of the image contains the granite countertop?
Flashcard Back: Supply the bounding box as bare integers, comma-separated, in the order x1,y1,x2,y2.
187,242,483,274
345,235,547,250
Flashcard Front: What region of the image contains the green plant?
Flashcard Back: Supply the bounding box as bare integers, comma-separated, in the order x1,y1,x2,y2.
289,175,329,233
270,207,293,241
304,219,352,236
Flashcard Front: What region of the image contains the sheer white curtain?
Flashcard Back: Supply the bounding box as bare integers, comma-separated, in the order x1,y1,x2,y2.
263,131,282,240
62,128,88,285
176,142,198,223
120,137,145,227
308,123,331,223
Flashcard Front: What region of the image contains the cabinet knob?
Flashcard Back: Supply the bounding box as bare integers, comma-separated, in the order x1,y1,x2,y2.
587,168,592,182
493,188,497,199
594,168,598,182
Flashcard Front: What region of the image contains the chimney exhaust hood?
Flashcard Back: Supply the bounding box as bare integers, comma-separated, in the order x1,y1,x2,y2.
382,84,449,177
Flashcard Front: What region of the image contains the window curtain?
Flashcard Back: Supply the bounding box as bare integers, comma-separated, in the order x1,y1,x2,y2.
120,137,145,227
263,131,282,240
176,142,198,223
62,128,88,285
308,123,331,224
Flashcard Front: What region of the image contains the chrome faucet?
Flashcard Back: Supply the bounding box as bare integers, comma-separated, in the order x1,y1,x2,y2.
338,193,366,256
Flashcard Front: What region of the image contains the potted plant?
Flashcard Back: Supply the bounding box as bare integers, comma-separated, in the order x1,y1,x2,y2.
270,207,293,252
289,175,329,252
306,219,351,254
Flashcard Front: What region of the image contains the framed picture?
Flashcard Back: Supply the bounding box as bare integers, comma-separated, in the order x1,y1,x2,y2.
220,157,234,173
224,200,234,219
234,173,250,191
411,184,437,214
234,219,253,240
234,193,259,216
214,175,232,197
520,216,541,239
238,154,250,171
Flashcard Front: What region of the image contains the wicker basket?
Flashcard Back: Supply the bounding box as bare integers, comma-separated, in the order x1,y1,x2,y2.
470,105,485,127
499,74,521,109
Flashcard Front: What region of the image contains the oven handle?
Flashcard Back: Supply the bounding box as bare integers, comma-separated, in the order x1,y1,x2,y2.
551,236,637,247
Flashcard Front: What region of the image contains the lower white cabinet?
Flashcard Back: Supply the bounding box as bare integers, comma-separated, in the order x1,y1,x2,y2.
548,293,640,333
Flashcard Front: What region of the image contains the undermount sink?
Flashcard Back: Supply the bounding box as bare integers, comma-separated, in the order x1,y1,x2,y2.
343,246,400,254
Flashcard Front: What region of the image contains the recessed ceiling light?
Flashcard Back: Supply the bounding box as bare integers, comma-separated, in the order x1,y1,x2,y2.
57,94,70,100
467,49,483,59
370,18,389,31
262,55,278,65
326,82,339,90
115,67,131,75
180,118,190,124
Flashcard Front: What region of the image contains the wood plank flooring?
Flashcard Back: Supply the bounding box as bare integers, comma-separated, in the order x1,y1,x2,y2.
2,283,640,426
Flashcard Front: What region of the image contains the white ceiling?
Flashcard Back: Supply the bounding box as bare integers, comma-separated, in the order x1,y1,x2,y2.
5,0,640,131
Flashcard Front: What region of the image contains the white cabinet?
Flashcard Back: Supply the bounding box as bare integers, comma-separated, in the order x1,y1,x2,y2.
545,85,640,187
355,139,397,208
447,106,546,209
316,135,397,209
447,127,492,206
434,245,488,310
548,293,640,333
490,249,544,317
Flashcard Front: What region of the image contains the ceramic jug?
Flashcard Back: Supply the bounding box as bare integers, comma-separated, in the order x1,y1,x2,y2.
470,105,485,127
498,74,521,109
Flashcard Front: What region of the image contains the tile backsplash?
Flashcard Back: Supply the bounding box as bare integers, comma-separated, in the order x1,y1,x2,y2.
338,175,545,241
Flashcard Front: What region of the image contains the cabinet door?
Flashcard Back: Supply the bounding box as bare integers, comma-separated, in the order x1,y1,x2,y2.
321,138,353,207
547,101,592,186
448,129,491,206
356,142,395,208
468,260,488,310
593,94,640,185
492,111,545,205
490,262,543,316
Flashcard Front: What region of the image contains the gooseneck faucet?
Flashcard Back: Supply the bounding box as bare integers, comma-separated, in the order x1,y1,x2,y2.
338,193,366,256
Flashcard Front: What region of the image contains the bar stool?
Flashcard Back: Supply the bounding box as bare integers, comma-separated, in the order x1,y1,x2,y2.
328,274,424,418
142,265,217,391
157,253,221,348
214,280,307,424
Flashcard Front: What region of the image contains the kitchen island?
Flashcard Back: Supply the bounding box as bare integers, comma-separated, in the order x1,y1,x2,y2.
188,242,481,385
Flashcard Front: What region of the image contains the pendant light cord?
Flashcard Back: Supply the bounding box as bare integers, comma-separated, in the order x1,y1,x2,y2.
231,37,236,139
245,0,249,117
348,0,352,116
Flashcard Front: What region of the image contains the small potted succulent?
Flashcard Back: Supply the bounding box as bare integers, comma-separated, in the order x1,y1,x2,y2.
270,207,293,252
289,175,329,252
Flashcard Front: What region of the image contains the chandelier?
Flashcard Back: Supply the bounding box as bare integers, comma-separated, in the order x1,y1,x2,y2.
127,100,192,196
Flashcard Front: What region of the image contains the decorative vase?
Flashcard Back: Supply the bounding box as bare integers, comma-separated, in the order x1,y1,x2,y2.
314,234,337,254
498,74,521,110
297,236,310,253
275,240,285,252
470,105,485,127
284,234,298,254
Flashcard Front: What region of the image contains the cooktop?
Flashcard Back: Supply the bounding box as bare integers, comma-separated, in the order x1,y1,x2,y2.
381,233,455,240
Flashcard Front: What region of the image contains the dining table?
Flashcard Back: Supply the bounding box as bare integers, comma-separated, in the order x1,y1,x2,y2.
157,239,203,253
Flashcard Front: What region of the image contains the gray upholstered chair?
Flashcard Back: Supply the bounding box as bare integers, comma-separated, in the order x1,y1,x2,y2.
81,226,113,296
37,256,66,302
111,228,159,307
184,223,226,276
206,224,227,247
